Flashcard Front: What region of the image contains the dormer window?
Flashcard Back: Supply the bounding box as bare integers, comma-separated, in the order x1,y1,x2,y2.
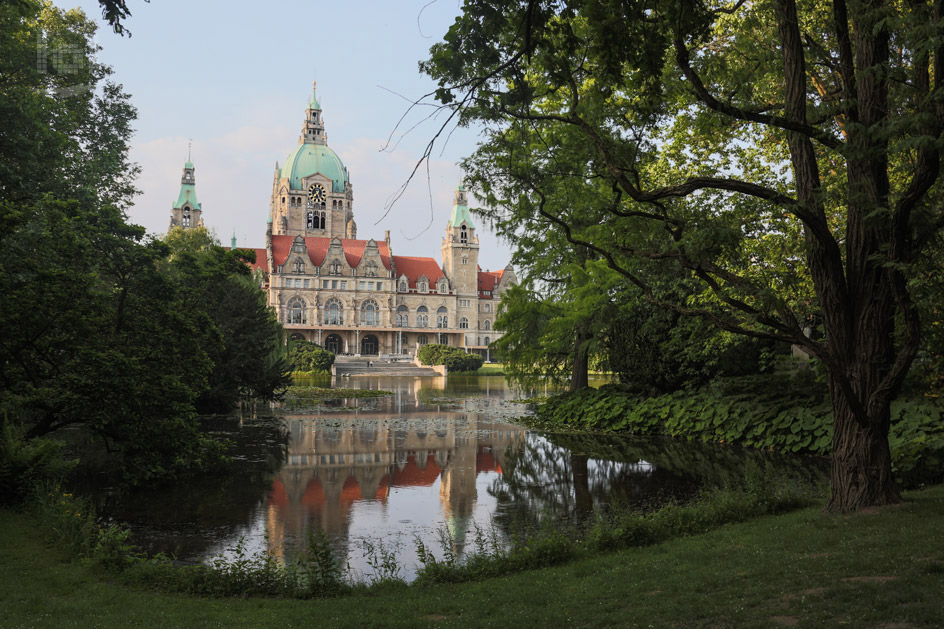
438,280,448,294
399,280,408,292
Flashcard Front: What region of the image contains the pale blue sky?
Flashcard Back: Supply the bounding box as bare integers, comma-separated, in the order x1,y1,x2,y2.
64,0,513,271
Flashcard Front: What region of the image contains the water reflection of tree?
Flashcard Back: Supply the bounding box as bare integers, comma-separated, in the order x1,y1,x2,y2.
94,413,289,559
490,431,828,536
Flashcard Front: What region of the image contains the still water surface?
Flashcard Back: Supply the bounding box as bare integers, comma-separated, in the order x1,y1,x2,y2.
100,375,823,582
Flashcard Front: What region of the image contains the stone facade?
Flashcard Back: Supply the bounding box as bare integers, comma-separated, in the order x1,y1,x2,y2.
171,82,516,357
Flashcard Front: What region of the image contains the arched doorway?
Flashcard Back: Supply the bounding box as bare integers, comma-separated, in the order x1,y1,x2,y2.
324,334,343,354
289,332,305,342
361,334,379,355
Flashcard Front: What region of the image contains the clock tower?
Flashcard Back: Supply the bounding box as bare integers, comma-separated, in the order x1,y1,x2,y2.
269,82,354,239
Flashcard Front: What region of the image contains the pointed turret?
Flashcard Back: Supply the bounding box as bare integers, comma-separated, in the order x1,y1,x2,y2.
300,81,327,146
447,182,474,229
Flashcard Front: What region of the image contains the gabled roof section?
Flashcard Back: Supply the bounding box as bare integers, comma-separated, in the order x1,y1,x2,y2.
271,235,392,270
478,269,504,297
393,256,445,289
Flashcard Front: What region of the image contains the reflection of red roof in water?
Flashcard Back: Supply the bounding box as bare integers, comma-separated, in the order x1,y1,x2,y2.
375,474,390,501
476,447,501,474
302,477,325,506
340,476,362,502
391,454,442,487
268,479,289,507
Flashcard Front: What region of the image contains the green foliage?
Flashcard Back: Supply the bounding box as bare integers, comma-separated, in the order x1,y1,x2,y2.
283,386,392,399
0,6,286,485
536,378,944,488
412,479,818,586
0,416,74,505
288,340,335,374
163,229,291,412
417,344,484,372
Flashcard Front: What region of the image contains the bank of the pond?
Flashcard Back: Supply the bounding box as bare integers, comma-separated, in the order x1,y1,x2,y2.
282,386,393,399
534,375,944,488
4,484,944,627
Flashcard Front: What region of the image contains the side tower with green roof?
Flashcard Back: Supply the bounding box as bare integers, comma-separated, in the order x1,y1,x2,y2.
269,82,355,239
168,158,203,231
442,182,480,328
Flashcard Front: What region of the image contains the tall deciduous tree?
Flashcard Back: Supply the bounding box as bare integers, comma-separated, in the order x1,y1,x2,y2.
420,0,944,511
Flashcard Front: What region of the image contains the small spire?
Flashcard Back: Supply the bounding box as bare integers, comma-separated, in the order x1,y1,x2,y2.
188,139,192,162
231,229,237,250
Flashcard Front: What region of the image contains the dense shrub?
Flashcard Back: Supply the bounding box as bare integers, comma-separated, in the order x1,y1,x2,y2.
535,376,944,488
289,340,335,373
0,417,74,505
417,344,484,372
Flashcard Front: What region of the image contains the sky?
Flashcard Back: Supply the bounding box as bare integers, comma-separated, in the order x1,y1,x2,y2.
64,0,513,272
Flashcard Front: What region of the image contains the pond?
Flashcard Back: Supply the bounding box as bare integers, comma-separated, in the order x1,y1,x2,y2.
94,375,825,583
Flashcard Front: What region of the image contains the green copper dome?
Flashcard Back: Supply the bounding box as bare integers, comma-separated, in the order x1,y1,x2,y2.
281,143,348,192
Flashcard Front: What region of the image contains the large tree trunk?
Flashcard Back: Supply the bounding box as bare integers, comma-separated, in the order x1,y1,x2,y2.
826,376,901,511
570,327,590,392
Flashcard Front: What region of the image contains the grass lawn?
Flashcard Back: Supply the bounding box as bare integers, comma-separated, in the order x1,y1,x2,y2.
474,363,507,376
4,485,944,627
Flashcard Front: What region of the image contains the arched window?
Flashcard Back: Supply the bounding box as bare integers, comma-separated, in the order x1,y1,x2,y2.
484,336,490,346
399,280,408,292
361,300,379,326
460,224,468,243
329,260,342,275
438,280,448,294
293,258,304,273
396,305,409,327
418,279,428,293
484,303,491,313
287,297,306,324
307,211,315,228
459,317,469,329
325,298,343,325
483,319,491,331
182,212,191,227
416,305,428,328
366,261,378,277
436,306,448,329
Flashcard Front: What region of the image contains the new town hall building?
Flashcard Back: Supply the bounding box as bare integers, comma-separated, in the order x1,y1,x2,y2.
169,83,516,357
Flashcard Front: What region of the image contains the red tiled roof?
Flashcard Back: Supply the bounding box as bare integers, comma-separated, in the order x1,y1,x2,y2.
478,269,503,298
392,256,445,290
271,235,392,270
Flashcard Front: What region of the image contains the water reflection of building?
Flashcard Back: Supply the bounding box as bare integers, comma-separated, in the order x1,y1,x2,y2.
265,409,524,561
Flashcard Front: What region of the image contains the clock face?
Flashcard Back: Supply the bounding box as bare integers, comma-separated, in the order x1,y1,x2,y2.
308,183,326,204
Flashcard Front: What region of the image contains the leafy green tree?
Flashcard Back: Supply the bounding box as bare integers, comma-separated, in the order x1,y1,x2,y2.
163,227,291,413
421,0,944,511
0,5,231,484
288,340,335,373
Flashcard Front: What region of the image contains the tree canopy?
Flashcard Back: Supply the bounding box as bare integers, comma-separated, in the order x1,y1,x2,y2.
421,0,944,511
0,3,289,486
